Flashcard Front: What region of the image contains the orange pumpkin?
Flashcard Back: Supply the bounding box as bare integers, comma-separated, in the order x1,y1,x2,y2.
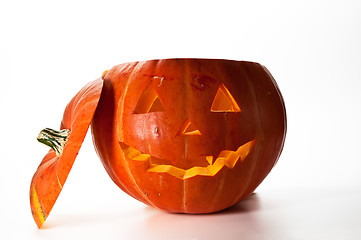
30,58,286,228
30,79,103,228
91,59,286,213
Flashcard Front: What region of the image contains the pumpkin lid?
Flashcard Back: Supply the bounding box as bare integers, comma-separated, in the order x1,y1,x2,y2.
30,77,103,228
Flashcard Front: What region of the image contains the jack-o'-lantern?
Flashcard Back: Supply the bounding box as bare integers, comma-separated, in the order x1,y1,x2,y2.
30,58,286,228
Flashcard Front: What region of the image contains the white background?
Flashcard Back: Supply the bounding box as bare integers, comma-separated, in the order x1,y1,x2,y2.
1,0,361,239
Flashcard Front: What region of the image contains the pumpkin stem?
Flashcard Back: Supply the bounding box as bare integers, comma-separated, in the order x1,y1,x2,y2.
37,128,71,157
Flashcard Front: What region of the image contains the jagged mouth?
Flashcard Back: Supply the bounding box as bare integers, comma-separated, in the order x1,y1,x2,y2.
119,139,256,180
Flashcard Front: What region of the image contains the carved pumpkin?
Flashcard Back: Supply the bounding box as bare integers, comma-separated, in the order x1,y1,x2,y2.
30,59,286,228
91,59,286,213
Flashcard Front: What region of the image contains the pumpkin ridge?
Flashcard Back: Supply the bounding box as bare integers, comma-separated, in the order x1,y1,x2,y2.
232,63,264,205
117,62,159,209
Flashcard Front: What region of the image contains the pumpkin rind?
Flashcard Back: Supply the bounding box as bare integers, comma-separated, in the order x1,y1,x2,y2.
30,78,103,228
91,59,286,213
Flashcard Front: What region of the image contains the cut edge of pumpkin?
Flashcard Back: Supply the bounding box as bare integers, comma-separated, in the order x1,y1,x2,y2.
211,83,241,112
30,185,47,228
120,139,255,180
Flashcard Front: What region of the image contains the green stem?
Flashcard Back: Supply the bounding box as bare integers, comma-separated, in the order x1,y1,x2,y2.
37,128,71,157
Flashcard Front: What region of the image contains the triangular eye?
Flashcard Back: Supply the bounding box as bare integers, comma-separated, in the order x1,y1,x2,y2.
134,84,165,114
211,83,241,112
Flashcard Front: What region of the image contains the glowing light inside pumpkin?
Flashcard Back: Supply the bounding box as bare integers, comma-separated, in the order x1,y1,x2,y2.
211,83,241,112
119,139,255,180
134,84,165,114
178,119,201,136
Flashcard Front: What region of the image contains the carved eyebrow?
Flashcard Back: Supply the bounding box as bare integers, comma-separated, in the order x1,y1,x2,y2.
211,83,241,112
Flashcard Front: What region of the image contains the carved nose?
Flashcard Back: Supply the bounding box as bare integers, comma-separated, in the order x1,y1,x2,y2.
178,120,201,136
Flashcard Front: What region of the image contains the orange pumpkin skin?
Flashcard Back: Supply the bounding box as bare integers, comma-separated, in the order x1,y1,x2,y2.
91,59,286,213
30,78,103,228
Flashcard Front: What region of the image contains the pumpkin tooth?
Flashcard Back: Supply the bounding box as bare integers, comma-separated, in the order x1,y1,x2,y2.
183,166,211,179
205,156,213,165
132,154,151,161
207,158,225,175
235,139,256,161
119,142,147,160
221,151,240,169
148,165,185,179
